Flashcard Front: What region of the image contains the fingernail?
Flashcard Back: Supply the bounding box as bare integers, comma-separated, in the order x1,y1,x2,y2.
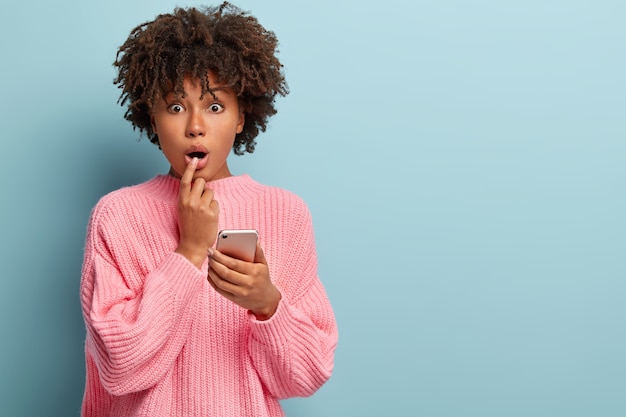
191,157,198,165
207,248,214,257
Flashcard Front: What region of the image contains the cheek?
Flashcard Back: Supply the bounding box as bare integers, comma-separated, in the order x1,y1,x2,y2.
154,119,184,142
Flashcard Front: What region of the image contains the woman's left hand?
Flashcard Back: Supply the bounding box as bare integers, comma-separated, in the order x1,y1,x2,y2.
208,244,281,320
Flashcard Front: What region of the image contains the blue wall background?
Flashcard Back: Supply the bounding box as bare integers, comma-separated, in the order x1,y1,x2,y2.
1,0,624,416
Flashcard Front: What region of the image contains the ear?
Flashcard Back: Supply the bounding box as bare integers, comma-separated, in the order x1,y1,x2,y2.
150,115,158,135
236,110,245,134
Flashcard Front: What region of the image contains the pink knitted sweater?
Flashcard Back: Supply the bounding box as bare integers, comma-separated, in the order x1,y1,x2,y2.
80,174,337,416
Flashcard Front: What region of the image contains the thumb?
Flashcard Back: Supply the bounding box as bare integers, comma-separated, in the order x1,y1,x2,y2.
254,243,267,265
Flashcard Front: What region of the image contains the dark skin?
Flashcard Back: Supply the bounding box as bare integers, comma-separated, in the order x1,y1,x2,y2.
174,158,281,320
208,245,281,321
114,4,288,156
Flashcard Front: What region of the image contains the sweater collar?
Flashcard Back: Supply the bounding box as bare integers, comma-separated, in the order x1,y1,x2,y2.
145,173,261,202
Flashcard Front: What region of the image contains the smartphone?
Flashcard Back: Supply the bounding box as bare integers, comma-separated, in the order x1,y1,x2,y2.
216,229,258,262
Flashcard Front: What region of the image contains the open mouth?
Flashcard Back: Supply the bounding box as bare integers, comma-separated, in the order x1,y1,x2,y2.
187,151,207,159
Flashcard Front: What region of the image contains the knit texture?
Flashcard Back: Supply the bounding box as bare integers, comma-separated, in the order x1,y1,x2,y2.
80,174,337,417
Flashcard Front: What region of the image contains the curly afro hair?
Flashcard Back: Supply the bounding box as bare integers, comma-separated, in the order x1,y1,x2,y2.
113,2,289,155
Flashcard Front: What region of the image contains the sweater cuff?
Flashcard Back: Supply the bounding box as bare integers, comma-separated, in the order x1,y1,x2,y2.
156,252,205,305
248,296,295,347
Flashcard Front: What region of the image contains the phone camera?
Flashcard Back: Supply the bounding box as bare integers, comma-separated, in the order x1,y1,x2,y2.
221,234,228,239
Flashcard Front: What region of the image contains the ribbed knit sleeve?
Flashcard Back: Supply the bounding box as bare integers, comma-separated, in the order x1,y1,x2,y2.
80,183,204,396
245,191,338,399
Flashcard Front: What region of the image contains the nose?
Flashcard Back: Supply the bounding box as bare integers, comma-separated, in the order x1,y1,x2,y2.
185,110,206,138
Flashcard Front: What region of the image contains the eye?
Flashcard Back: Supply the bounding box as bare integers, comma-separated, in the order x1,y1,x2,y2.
208,103,224,113
167,103,184,113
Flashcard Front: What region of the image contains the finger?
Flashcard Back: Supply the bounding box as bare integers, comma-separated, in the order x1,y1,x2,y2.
191,177,207,196
207,270,230,297
254,243,267,265
214,250,252,277
209,252,240,276
208,267,241,295
210,198,219,214
207,199,220,224
199,186,215,204
206,268,221,290
179,157,199,196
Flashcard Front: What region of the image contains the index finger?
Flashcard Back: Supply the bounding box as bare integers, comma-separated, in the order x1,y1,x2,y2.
179,157,199,195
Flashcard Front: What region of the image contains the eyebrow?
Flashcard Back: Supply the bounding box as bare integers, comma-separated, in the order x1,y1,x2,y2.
207,87,228,93
163,87,230,101
202,88,231,102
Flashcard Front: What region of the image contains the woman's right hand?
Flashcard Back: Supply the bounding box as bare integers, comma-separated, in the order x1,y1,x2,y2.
174,158,219,269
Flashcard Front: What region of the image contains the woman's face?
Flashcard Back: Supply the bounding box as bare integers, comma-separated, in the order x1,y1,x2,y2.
151,73,245,181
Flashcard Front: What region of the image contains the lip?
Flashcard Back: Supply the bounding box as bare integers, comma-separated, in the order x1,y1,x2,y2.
184,145,209,170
